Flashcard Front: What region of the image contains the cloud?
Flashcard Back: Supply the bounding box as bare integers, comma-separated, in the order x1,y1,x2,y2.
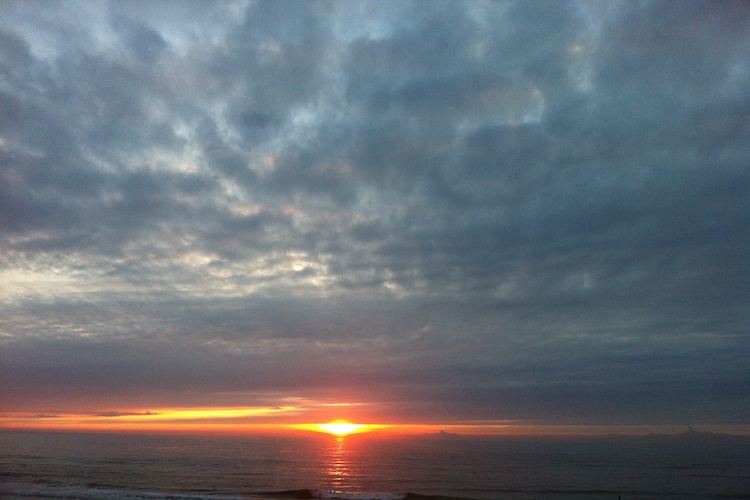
95,411,159,417
1,0,749,426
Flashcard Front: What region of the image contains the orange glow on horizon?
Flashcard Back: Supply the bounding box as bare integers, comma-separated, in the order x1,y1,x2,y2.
0,406,391,435
2,408,748,437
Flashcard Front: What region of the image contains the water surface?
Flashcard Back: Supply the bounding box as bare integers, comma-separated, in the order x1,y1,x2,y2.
2,430,749,500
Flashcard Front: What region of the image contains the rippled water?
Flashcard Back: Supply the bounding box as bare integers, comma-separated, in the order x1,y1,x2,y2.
1,430,749,500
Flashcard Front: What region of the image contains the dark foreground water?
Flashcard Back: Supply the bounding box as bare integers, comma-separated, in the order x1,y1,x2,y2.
1,430,749,500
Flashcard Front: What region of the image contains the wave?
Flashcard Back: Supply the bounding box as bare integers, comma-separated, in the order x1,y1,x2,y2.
0,483,244,500
0,484,466,500
256,490,465,500
8,483,742,500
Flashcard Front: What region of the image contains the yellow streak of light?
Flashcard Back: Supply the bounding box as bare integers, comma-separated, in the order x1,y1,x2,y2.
0,406,302,433
116,407,298,421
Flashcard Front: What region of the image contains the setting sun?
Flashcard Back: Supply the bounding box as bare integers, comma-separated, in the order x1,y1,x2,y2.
316,421,366,436
288,420,390,436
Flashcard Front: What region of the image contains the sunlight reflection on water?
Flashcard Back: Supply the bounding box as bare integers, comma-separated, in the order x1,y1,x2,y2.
324,437,352,493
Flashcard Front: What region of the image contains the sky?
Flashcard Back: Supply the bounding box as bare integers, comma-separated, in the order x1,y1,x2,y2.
1,0,749,434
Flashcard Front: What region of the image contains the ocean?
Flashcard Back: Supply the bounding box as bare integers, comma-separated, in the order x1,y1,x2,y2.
1,430,749,500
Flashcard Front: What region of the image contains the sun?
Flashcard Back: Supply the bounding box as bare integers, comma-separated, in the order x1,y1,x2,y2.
291,420,389,436
315,421,367,436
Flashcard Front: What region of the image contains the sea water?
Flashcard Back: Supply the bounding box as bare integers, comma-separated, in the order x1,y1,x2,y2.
1,430,749,500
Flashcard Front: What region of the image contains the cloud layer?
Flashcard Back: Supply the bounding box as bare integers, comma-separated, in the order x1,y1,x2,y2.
1,0,749,426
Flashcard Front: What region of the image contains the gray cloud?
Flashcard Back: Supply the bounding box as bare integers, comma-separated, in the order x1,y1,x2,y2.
1,0,749,426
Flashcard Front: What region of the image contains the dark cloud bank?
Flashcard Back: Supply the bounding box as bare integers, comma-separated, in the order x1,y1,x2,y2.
1,0,749,426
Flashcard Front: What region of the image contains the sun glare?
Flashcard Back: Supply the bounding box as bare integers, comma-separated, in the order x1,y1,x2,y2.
315,421,367,436
289,420,390,436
